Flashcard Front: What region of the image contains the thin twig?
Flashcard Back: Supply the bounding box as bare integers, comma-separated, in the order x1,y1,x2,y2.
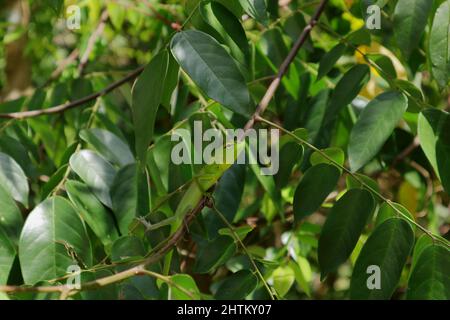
391,136,420,168
0,0,330,296
256,116,450,249
0,66,144,119
242,0,329,134
78,10,109,75
211,202,277,300
43,48,80,87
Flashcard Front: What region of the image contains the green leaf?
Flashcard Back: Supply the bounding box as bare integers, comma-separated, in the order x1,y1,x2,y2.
111,236,145,263
80,270,119,300
410,234,433,272
289,258,312,297
219,225,253,241
107,3,126,30
171,30,252,117
161,52,180,111
272,265,295,297
65,180,119,248
317,43,346,80
418,109,450,194
0,184,23,244
200,1,250,67
350,218,414,299
195,236,236,273
323,65,370,127
80,128,134,167
304,89,329,144
393,79,424,113
70,150,117,208
393,0,433,57
169,274,201,300
49,0,63,15
429,1,450,87
0,152,29,207
0,135,36,179
367,54,396,80
239,0,269,26
132,50,169,163
259,28,288,68
275,142,303,189
310,147,345,169
346,173,380,195
0,226,16,284
203,164,246,239
318,189,376,278
349,91,408,172
375,202,415,229
110,163,149,235
215,270,258,299
293,163,340,221
407,245,450,299
283,12,308,45
19,197,92,284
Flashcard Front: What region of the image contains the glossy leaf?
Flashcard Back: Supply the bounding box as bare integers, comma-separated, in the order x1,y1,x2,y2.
239,0,269,26
272,265,295,297
293,164,340,221
111,236,145,264
318,189,376,278
65,180,119,248
429,1,450,87
317,43,346,80
19,197,92,284
80,128,134,167
70,150,117,208
203,164,246,239
393,0,433,57
407,245,450,299
194,236,236,273
200,1,250,66
215,270,258,299
169,274,201,300
0,184,23,244
310,147,344,169
0,152,29,207
418,109,450,194
0,226,15,284
110,163,149,235
349,91,408,172
275,142,303,189
375,202,415,229
350,218,414,299
323,65,370,127
171,30,252,117
132,50,169,163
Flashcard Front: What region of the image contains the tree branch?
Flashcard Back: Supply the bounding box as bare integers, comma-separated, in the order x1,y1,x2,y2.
243,0,328,133
78,10,109,75
0,66,144,120
0,0,329,295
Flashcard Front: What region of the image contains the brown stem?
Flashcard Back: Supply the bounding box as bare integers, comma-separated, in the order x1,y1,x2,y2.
0,66,144,119
0,0,329,295
242,0,328,133
391,136,420,168
78,10,109,75
43,48,80,87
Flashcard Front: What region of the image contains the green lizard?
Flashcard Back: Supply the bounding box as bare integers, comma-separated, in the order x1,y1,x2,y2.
155,141,244,274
